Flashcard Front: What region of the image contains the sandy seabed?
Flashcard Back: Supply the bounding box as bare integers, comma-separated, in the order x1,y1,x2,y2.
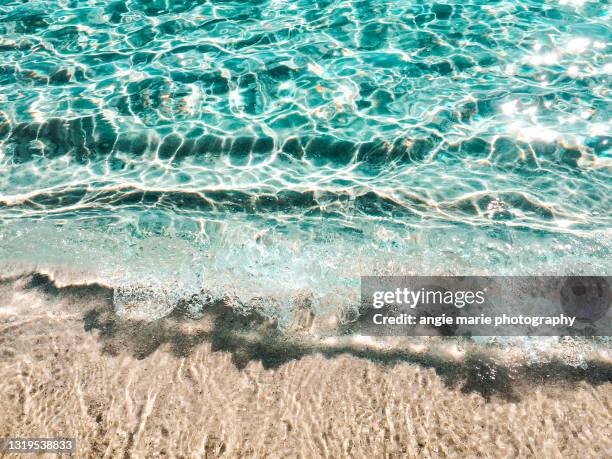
1,274,611,458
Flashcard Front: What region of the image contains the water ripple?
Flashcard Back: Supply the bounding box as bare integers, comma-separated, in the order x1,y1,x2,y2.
0,0,610,290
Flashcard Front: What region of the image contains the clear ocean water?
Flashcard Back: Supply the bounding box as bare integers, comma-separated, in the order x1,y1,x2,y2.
0,0,610,323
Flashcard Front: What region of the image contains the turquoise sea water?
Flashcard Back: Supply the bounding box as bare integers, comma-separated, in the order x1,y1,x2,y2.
0,0,610,322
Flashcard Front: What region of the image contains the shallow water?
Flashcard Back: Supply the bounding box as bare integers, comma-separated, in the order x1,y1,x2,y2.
0,0,610,323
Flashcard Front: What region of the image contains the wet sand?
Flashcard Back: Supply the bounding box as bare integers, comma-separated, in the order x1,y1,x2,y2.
1,274,611,458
